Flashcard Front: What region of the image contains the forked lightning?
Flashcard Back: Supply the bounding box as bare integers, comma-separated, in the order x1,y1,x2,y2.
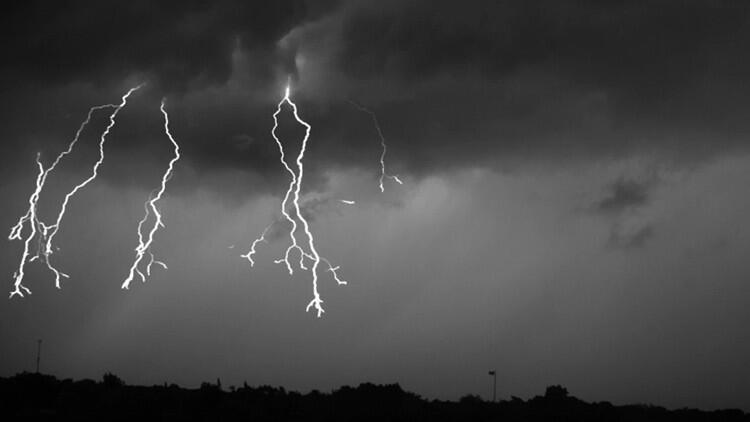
244,82,346,317
122,98,181,289
9,86,143,297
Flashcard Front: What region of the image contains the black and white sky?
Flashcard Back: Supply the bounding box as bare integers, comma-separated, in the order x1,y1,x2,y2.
2,0,750,410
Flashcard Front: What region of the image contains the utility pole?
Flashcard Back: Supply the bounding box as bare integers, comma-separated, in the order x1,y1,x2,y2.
488,370,496,402
36,339,42,374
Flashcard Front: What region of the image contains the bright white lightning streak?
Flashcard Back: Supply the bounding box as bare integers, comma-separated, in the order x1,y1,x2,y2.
269,85,305,276
349,101,403,192
8,157,45,298
244,221,347,294
122,98,180,289
8,93,135,298
241,224,270,267
339,200,356,205
41,85,143,288
245,83,346,317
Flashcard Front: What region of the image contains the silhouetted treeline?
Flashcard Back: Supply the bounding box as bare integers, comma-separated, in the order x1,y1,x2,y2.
0,372,747,422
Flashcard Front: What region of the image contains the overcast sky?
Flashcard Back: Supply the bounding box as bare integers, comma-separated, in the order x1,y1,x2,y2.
2,0,750,411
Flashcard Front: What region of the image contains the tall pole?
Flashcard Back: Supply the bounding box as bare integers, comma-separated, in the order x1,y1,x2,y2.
36,339,42,374
493,371,496,403
488,370,496,402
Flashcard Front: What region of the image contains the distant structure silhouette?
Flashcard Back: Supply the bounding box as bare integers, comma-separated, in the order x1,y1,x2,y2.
488,370,496,402
35,339,41,374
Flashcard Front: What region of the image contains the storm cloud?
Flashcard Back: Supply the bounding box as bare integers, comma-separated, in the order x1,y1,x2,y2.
2,1,750,181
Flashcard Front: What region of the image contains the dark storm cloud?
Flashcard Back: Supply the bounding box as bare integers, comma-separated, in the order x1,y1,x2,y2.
0,1,342,192
594,178,655,249
338,0,750,103
597,179,650,214
3,1,750,188
0,0,333,92
285,0,750,176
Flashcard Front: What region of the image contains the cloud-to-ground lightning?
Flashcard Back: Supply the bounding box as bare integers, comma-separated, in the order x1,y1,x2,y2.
244,82,346,317
8,87,142,298
9,106,117,297
349,101,403,192
8,157,46,298
122,98,181,289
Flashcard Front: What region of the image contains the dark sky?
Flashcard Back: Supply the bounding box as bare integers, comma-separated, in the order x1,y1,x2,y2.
2,0,750,411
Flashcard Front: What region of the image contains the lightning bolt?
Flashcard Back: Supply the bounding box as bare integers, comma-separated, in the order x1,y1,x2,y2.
349,101,403,192
244,81,346,317
122,98,180,289
8,87,142,297
339,200,356,205
241,224,270,267
8,156,45,298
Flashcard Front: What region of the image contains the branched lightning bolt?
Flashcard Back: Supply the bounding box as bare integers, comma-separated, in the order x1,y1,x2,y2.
41,85,144,288
122,98,180,289
270,84,306,276
8,156,45,298
349,101,403,192
244,82,346,317
8,88,140,298
241,224,271,267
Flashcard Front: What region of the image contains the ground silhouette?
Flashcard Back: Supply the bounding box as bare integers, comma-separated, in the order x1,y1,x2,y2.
0,372,747,421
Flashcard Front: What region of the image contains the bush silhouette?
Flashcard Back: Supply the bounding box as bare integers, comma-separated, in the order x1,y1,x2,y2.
102,372,124,388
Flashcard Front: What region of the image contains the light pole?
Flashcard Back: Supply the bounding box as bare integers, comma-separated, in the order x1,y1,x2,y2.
36,339,42,374
488,370,496,402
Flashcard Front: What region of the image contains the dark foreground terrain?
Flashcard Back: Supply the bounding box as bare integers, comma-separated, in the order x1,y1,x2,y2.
0,372,747,421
